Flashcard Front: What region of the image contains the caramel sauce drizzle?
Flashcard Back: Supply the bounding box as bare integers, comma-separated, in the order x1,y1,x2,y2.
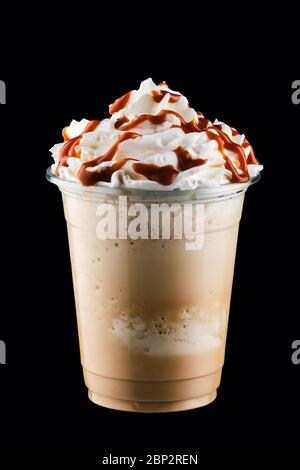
158,81,169,87
114,108,256,185
62,127,69,141
152,89,181,103
56,120,101,173
232,127,258,163
197,118,258,182
109,91,131,114
205,129,249,183
114,109,199,133
89,157,137,183
77,132,140,186
175,146,207,171
114,115,129,130
197,117,212,131
242,138,258,164
132,163,179,186
56,87,258,186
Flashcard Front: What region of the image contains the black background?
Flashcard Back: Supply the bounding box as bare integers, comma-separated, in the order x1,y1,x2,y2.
0,41,299,462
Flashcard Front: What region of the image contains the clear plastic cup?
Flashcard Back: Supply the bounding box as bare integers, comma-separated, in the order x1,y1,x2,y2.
47,167,259,412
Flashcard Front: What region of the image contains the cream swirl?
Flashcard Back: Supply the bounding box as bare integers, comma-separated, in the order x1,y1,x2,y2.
50,78,263,189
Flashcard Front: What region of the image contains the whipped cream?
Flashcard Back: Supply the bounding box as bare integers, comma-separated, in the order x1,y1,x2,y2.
50,78,263,190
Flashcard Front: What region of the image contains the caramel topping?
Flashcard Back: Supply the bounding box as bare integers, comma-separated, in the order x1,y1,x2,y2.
114,115,129,130
69,137,81,157
246,145,258,165
115,109,199,133
206,129,249,182
62,127,69,141
197,117,211,131
242,138,259,164
132,163,179,186
58,137,80,165
56,136,82,173
109,91,131,115
175,146,207,171
56,82,259,186
115,110,167,130
83,120,102,133
152,89,181,104
88,157,137,183
171,118,200,133
223,156,249,183
77,132,140,186
215,126,248,172
214,124,258,166
56,120,101,174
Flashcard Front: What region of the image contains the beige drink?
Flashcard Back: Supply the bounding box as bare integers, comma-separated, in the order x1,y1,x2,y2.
50,177,249,412
48,78,262,412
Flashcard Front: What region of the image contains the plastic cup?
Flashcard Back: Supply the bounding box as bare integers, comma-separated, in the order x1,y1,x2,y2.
47,167,259,412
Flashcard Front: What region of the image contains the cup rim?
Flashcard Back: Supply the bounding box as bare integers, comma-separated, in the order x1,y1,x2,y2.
46,166,260,201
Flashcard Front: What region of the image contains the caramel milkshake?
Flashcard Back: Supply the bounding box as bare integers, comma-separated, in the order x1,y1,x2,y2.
47,78,262,412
